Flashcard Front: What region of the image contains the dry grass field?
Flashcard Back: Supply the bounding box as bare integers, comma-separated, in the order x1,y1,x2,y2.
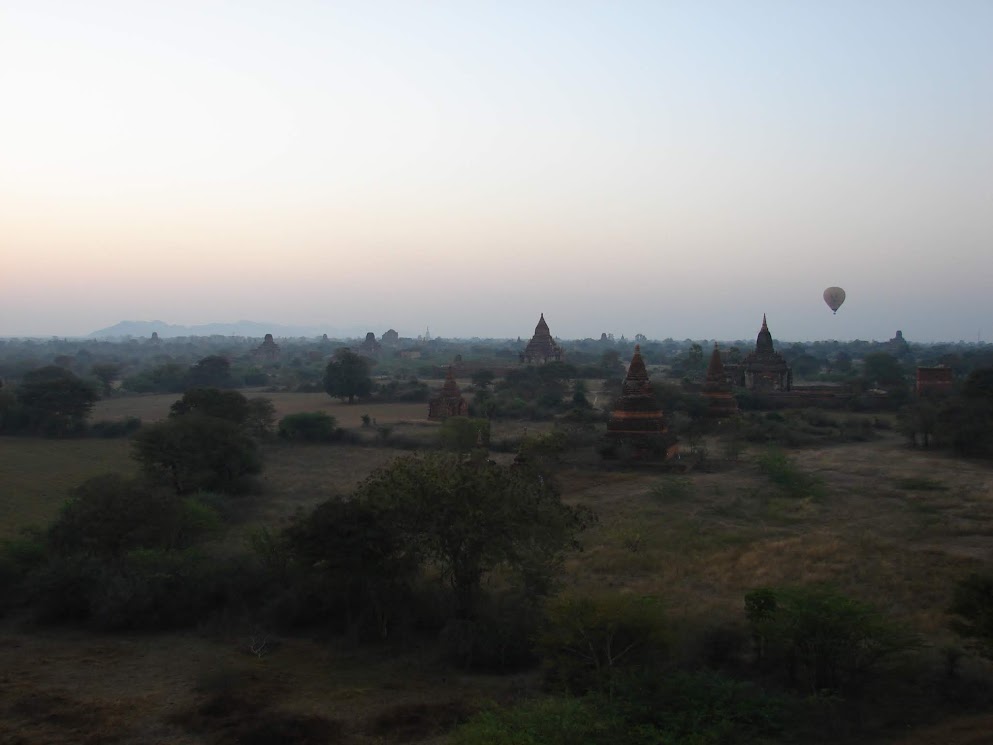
3,421,993,743
0,437,136,540
91,390,441,427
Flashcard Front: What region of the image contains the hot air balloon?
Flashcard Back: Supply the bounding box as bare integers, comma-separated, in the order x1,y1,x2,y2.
823,287,846,314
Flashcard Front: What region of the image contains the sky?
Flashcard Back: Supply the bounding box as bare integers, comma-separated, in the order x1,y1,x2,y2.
1,1,991,342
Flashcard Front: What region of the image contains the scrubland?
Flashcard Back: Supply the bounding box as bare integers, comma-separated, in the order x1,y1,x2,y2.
2,402,992,744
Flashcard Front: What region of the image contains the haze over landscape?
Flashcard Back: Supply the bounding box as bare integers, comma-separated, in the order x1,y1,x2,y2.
2,1,991,341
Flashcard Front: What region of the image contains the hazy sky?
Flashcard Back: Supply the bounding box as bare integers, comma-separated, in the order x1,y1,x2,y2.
2,1,991,342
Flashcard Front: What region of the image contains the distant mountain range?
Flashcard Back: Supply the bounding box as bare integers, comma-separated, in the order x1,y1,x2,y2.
87,320,366,339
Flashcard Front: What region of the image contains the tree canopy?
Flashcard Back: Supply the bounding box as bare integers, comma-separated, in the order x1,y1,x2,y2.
323,349,373,403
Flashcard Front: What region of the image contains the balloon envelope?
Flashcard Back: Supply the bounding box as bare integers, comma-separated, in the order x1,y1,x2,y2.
823,287,846,314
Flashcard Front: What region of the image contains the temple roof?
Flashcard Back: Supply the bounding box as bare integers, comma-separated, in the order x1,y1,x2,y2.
439,366,461,398
703,344,732,393
535,313,550,336
756,314,774,355
743,314,789,371
522,313,562,362
608,345,667,433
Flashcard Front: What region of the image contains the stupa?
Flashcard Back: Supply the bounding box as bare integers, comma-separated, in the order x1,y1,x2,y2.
519,313,563,364
359,332,381,356
742,315,791,391
702,344,739,418
606,345,677,457
428,367,469,420
253,333,281,363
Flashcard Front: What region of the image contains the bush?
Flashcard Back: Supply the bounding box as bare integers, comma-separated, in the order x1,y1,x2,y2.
745,586,918,694
440,590,542,671
48,475,221,558
87,416,142,438
438,416,490,453
451,697,617,745
26,549,260,630
278,412,341,442
537,593,670,696
755,449,825,499
949,572,993,660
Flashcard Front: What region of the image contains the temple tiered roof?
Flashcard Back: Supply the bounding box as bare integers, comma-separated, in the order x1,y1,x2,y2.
702,344,739,418
520,314,563,364
428,366,469,420
607,346,667,435
253,333,281,363
742,315,791,391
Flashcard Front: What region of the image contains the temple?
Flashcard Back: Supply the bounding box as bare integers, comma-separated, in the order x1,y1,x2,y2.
702,344,739,418
741,315,791,391
916,366,954,397
519,313,563,364
428,367,469,420
359,332,382,356
606,345,677,457
253,333,281,363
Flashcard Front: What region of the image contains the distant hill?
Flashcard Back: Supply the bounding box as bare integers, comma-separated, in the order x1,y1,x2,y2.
87,320,360,339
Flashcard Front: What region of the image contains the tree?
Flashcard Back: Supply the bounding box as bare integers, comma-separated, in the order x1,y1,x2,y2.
862,352,905,388
185,355,234,389
323,349,372,403
170,387,249,423
352,454,593,620
471,369,495,391
16,365,98,436
48,474,218,558
133,415,262,494
245,397,277,438
90,363,121,396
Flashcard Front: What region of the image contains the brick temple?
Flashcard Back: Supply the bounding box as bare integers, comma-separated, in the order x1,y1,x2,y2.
739,315,791,391
519,313,563,364
428,367,469,420
253,333,281,363
606,345,678,457
702,344,739,418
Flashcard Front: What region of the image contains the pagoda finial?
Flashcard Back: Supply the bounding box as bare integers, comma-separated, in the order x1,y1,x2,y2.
634,344,641,353
761,314,768,331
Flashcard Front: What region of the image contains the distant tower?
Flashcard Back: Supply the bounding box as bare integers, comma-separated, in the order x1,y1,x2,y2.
702,344,739,419
519,313,564,364
606,345,678,458
742,315,791,391
428,367,469,420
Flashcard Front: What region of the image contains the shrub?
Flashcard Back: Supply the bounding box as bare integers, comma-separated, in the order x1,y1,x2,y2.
451,697,616,745
438,416,490,453
537,593,670,696
745,586,918,694
278,412,341,442
87,416,142,438
949,572,993,660
755,449,825,499
48,475,220,558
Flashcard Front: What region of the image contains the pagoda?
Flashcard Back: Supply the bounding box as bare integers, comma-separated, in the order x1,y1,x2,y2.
606,345,677,457
519,313,563,364
742,315,791,391
358,332,382,357
428,367,469,420
253,333,281,364
702,344,739,418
